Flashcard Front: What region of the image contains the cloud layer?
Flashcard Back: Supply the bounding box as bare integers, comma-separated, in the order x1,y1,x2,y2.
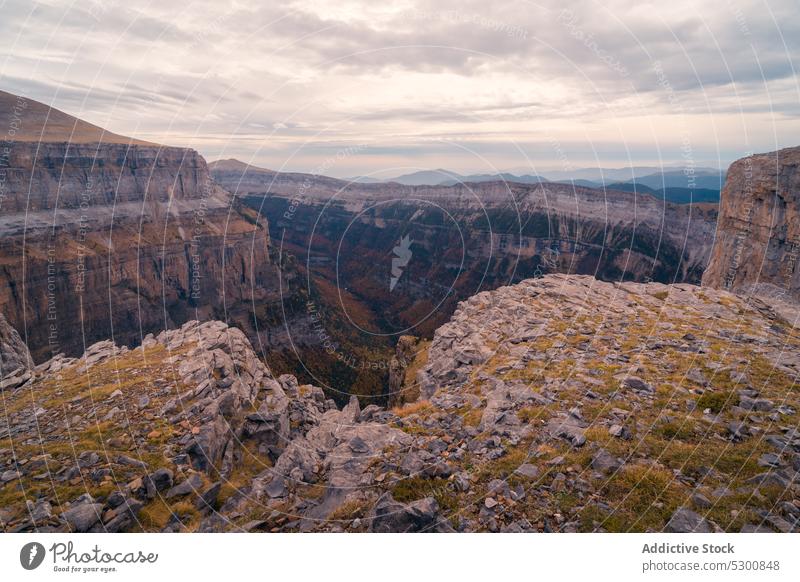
1,0,798,175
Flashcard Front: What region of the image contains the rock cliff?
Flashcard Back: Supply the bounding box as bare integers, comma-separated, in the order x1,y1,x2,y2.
0,91,291,366
702,146,800,307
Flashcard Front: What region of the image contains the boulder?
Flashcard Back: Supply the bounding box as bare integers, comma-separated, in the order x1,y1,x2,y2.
665,508,713,533
368,494,451,533
62,502,103,532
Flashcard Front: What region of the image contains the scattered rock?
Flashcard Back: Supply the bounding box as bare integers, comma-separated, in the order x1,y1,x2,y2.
166,473,203,499
665,508,713,533
591,449,622,474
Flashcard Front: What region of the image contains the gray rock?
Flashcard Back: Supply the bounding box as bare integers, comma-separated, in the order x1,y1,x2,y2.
62,502,103,532
452,472,471,492
1,469,20,483
487,479,511,498
686,368,708,386
0,313,32,381
144,468,173,498
727,421,750,441
757,453,781,468
368,493,450,533
116,455,147,469
166,473,203,499
77,451,100,468
739,395,774,412
196,481,222,510
106,491,127,508
591,448,622,474
27,498,53,523
546,417,586,447
691,493,712,509
103,499,144,533
514,463,540,479
665,508,713,533
608,424,631,439
265,475,287,499
621,376,653,393
348,436,370,454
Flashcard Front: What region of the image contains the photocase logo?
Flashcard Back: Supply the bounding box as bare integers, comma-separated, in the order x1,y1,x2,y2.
390,235,413,292
20,542,46,570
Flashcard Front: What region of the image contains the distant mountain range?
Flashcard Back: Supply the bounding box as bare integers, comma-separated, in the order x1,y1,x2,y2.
342,166,725,203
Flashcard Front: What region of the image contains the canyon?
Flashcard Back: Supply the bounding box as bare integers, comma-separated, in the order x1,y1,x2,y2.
211,158,718,397
1,90,799,533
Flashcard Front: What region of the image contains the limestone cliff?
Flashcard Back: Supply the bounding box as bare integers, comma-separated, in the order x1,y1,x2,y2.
702,146,800,305
0,91,281,363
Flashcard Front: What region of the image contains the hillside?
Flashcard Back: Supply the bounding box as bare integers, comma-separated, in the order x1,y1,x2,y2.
0,90,154,145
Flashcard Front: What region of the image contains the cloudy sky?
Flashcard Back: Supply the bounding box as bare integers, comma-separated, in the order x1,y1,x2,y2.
1,0,798,176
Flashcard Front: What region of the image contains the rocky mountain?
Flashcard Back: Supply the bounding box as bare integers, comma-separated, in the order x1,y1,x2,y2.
0,91,312,376
702,146,800,311
2,273,798,532
0,89,154,146
2,101,797,534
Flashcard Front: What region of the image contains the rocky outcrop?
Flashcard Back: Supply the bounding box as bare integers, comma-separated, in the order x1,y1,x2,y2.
0,313,32,390
703,146,800,306
404,274,800,532
0,318,425,532
387,335,422,405
3,274,800,533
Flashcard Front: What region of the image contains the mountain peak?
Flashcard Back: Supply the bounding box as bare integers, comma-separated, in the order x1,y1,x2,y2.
207,158,273,173
0,89,155,145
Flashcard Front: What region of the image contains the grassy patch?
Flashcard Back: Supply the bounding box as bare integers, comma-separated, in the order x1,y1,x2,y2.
696,390,734,413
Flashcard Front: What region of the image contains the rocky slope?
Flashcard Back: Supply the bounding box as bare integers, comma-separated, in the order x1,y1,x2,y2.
3,274,798,532
702,146,800,308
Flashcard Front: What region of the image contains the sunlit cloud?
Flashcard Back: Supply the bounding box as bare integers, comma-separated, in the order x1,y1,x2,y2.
1,0,798,175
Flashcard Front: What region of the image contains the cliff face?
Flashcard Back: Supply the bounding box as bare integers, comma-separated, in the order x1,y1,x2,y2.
0,142,215,213
702,146,800,303
0,92,284,364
